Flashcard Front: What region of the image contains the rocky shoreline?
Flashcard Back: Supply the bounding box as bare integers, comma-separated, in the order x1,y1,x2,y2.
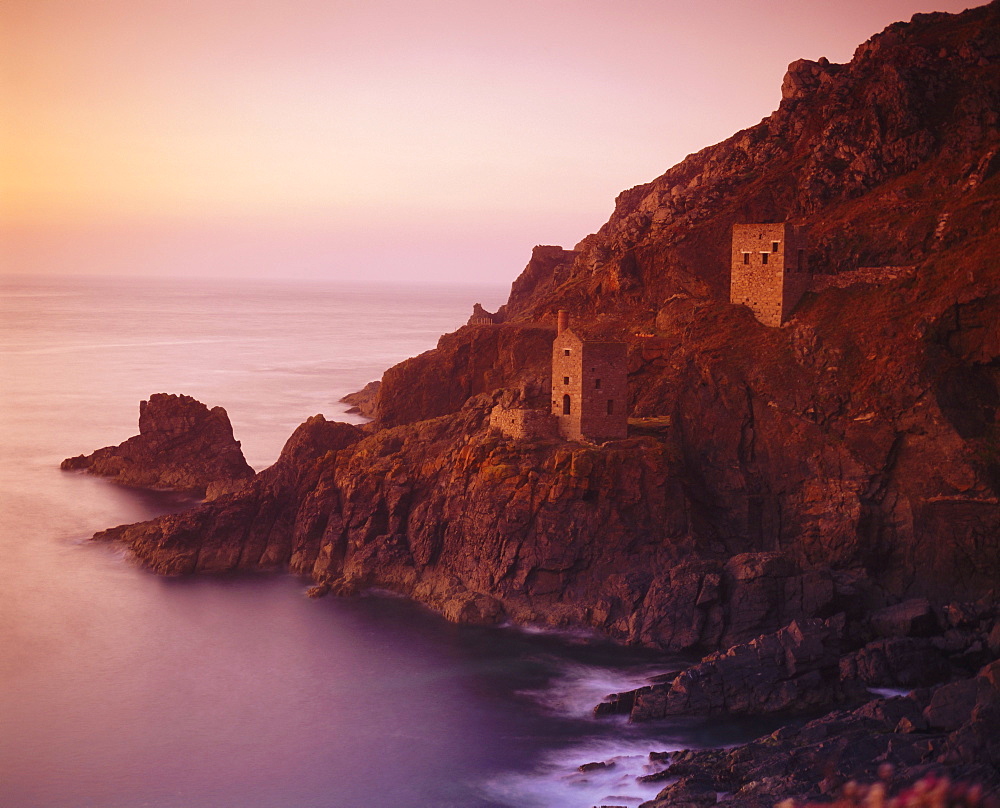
69,391,1000,805
66,3,1000,804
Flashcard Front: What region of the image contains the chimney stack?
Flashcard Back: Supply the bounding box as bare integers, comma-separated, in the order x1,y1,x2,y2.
557,309,569,335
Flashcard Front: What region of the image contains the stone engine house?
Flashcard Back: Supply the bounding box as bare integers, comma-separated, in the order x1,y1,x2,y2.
551,312,628,442
730,223,809,327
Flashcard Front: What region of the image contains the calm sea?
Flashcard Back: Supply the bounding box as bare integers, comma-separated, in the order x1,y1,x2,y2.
0,276,740,808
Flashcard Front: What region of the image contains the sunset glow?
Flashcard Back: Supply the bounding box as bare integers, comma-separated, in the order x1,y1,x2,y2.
1,0,978,283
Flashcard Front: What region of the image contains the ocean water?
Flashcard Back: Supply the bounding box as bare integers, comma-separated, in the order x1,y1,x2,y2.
0,275,743,808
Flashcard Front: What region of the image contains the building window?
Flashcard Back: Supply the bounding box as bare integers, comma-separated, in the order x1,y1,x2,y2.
563,376,569,385
761,252,769,265
564,349,571,356
595,378,601,389
606,399,614,415
562,394,571,415
742,253,750,265
772,241,780,253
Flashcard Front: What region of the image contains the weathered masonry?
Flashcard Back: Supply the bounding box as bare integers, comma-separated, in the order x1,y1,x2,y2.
730,223,809,327
551,312,628,442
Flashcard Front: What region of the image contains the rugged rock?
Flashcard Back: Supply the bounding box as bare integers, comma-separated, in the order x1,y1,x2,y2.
92,393,855,649
357,0,1000,610
62,394,254,499
639,660,1000,808
624,618,848,721
869,598,940,638
339,381,380,418
373,324,556,428
840,637,952,688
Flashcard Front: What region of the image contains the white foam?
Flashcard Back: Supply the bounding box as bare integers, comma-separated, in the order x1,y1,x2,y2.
518,660,674,719
868,686,910,699
482,738,679,808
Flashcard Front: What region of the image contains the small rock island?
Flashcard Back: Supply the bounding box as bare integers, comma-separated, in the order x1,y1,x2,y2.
62,393,254,499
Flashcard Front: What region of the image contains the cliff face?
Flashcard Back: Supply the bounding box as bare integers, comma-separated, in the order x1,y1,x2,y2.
62,394,254,499
98,394,850,650
367,2,1000,607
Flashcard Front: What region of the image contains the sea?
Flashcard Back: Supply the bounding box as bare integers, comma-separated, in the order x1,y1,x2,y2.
0,275,757,808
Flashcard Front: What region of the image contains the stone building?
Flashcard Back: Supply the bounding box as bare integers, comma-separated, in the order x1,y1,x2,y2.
489,405,558,441
730,223,809,327
467,303,503,326
551,311,628,442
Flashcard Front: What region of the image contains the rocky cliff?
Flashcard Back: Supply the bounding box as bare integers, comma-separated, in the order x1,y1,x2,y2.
62,394,254,499
88,0,1000,643
80,4,1000,803
368,1,1000,608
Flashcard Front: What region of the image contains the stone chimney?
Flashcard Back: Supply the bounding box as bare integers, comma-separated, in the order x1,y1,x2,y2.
557,309,569,335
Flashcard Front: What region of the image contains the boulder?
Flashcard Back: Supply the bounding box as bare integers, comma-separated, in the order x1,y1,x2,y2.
869,598,940,638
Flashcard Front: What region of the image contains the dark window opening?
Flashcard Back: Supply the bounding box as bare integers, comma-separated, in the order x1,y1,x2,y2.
742,253,750,265
761,252,769,265
563,349,571,356
595,378,601,389
563,376,569,385
772,241,779,253
606,399,614,415
562,395,571,415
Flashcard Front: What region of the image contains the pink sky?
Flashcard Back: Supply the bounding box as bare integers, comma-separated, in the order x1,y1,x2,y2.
0,0,979,285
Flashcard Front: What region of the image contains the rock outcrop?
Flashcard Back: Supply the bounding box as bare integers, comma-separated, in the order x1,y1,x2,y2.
636,659,1000,808
352,0,1000,610
62,394,254,499
628,617,848,720
339,381,379,419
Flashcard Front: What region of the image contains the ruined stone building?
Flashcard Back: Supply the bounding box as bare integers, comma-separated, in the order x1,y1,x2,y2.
551,311,628,442
730,223,809,327
467,303,503,326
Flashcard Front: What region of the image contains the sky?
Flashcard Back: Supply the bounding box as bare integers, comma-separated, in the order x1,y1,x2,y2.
0,0,981,286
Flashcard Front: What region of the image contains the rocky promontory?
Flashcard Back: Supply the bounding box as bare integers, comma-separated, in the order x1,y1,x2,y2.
74,3,1000,803
62,394,255,499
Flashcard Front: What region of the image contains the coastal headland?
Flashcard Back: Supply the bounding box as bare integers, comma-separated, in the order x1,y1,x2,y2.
70,3,1000,805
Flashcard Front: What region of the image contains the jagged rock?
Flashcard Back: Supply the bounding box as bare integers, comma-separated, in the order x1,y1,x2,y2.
640,661,1000,808
61,394,254,499
869,598,940,638
629,617,846,721
839,637,951,688
339,381,380,418
924,678,980,731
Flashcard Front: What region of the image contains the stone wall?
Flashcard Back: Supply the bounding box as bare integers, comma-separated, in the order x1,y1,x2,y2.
578,341,629,441
730,223,809,327
811,265,916,291
489,405,558,440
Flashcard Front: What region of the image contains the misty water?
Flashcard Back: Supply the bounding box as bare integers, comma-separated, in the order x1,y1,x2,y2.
1,276,759,808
